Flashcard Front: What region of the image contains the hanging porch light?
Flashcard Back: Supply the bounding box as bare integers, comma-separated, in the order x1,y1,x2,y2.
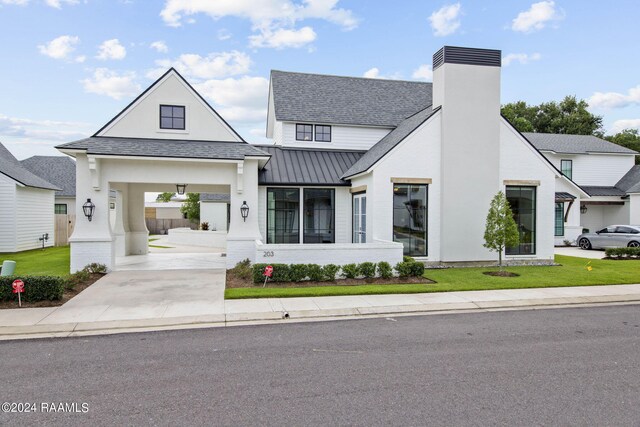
176,184,187,195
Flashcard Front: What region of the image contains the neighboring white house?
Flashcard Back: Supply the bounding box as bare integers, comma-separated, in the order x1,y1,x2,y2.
21,155,77,215
56,46,640,272
200,193,229,231
0,143,59,252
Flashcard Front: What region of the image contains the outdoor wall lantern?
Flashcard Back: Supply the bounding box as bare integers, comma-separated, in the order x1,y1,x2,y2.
176,184,187,195
83,198,96,222
580,204,588,214
240,201,250,222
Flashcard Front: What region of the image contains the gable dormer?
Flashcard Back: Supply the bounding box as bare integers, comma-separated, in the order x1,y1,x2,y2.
96,68,243,142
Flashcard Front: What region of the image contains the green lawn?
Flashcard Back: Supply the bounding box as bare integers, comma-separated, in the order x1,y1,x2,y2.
0,246,70,277
225,255,640,299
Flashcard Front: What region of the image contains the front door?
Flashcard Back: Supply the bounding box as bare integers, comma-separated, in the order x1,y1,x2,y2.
353,194,366,243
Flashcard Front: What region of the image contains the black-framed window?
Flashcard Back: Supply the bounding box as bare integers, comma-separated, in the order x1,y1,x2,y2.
561,159,572,180
54,204,67,214
315,125,331,142
267,188,300,243
506,186,536,255
160,105,185,130
393,184,428,256
303,189,335,243
296,124,313,141
555,202,564,236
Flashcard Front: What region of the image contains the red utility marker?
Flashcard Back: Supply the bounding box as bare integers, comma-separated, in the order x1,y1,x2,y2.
263,265,273,287
12,279,24,307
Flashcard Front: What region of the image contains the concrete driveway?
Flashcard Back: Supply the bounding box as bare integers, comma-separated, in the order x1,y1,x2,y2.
555,246,606,259
38,269,225,325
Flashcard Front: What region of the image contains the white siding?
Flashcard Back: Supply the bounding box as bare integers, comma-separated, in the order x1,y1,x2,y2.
272,121,283,146
543,152,635,186
55,196,76,216
15,186,55,251
279,122,391,150
0,175,17,252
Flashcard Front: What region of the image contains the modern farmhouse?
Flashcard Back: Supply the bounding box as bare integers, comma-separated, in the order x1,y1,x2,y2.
56,45,640,272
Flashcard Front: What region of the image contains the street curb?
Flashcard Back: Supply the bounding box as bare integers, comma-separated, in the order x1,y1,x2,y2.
2,294,640,340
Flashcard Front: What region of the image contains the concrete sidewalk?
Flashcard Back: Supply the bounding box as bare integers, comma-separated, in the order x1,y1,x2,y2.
2,284,640,339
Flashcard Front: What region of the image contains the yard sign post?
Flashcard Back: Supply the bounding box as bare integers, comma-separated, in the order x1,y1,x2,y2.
263,265,273,288
12,279,24,307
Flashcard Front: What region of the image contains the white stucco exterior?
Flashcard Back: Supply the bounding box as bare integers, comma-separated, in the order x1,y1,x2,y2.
200,201,228,231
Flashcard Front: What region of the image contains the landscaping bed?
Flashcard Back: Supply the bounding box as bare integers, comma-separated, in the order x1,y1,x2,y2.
0,273,103,309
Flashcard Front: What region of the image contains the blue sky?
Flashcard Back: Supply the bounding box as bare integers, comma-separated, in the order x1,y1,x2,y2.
1,0,639,159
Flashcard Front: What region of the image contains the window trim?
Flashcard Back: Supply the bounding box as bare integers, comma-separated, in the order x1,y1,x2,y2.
159,104,186,130
555,202,564,237
505,185,537,256
392,183,428,257
560,159,573,180
303,188,336,244
295,123,313,141
314,124,332,142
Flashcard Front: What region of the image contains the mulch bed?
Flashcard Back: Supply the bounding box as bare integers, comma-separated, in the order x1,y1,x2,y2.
226,270,433,289
482,271,520,277
0,273,104,310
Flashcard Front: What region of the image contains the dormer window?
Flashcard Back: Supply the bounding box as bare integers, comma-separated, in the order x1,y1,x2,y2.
296,124,313,141
160,105,185,130
315,125,331,142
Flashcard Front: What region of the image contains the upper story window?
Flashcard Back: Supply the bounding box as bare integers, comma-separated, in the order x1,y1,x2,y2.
160,105,185,130
315,125,332,142
560,159,572,180
296,124,313,141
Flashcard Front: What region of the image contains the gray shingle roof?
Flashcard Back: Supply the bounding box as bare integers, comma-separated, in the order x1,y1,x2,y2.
200,193,230,202
524,133,638,155
0,142,59,191
270,70,432,127
256,145,364,186
56,137,270,160
555,192,576,201
582,186,627,197
21,156,76,197
616,165,640,194
342,107,437,179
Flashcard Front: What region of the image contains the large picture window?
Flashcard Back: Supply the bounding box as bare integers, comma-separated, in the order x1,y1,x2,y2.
506,186,536,255
555,202,564,236
303,189,335,243
393,184,428,256
160,105,185,130
267,188,300,244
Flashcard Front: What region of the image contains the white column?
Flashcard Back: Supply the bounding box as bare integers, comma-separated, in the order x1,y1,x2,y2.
111,184,130,257
127,184,149,255
226,159,262,267
69,154,114,272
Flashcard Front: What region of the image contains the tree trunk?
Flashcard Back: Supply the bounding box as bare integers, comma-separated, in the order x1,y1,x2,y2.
498,247,503,271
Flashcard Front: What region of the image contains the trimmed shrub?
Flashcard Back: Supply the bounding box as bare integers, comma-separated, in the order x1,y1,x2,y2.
289,264,309,282
395,261,424,278
66,270,90,290
377,262,393,279
83,263,107,274
230,259,252,280
409,261,425,277
605,247,640,259
321,264,340,281
358,262,376,278
252,263,290,283
342,263,359,279
0,276,65,302
403,256,415,263
307,264,324,282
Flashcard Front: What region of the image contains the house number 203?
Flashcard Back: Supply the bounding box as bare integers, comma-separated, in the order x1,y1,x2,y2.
263,251,275,257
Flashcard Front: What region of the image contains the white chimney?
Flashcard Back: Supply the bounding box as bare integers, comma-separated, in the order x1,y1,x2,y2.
433,46,503,262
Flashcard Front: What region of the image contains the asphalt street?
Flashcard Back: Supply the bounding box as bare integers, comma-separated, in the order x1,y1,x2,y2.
2,305,640,426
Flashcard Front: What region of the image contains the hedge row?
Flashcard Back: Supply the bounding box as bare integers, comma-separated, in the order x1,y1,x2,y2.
0,276,65,302
605,247,640,259
252,259,424,284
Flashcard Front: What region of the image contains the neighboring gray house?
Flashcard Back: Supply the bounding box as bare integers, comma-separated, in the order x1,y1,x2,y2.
0,142,59,252
21,155,76,215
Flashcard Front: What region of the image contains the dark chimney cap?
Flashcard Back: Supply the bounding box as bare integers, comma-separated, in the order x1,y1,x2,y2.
433,46,501,69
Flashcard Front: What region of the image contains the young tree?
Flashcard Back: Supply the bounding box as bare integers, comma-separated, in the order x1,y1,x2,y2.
156,192,176,202
484,191,519,270
180,193,200,223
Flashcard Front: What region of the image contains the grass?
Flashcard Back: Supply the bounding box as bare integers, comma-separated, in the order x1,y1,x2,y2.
149,245,172,249
0,246,70,277
224,255,640,299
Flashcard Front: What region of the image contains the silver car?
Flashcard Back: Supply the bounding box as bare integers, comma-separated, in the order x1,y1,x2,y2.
577,225,640,250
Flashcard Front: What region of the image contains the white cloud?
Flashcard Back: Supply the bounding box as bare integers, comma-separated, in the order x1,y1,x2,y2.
502,52,541,66
363,68,379,78
412,64,433,81
588,85,640,109
610,119,640,134
249,26,316,49
38,35,79,60
44,0,78,8
74,55,86,63
81,68,140,100
218,29,232,40
511,1,563,33
429,3,461,37
1,0,29,5
150,40,168,53
96,39,127,60
195,76,269,122
149,51,251,80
